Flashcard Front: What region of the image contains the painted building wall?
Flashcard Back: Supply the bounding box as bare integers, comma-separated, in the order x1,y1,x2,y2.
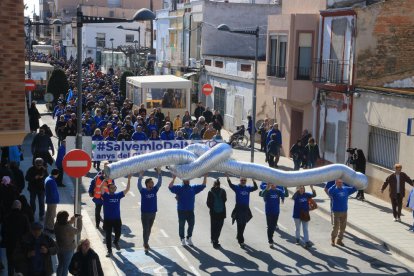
351,90,414,205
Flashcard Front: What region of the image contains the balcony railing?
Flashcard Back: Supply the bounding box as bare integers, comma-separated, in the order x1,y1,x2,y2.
295,66,312,80
313,59,350,84
267,64,286,78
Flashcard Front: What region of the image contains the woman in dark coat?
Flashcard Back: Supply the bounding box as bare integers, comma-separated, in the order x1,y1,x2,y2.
28,101,40,133
352,149,366,200
69,239,103,276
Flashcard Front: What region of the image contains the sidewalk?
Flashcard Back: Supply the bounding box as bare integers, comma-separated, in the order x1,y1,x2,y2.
221,130,414,263
10,116,120,275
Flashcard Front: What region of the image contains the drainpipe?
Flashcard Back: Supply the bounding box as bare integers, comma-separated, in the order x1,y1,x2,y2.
312,89,318,141
188,14,192,67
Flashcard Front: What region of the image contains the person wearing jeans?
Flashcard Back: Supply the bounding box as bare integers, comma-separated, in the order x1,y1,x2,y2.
169,175,207,246
292,185,316,248
101,175,131,257
44,169,60,233
328,179,357,246
25,158,47,220
138,169,162,253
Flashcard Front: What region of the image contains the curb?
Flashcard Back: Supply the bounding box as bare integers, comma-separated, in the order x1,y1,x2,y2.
316,203,414,263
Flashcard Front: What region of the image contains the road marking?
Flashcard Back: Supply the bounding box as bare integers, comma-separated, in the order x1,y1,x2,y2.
173,246,200,276
254,206,265,214
160,229,169,238
129,191,136,197
121,181,126,187
278,223,288,231
66,160,88,167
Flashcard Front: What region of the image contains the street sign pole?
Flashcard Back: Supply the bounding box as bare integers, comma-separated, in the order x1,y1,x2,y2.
75,4,83,243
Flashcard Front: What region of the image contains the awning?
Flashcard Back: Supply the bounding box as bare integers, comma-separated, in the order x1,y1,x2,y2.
183,72,198,79
126,75,192,89
25,61,54,72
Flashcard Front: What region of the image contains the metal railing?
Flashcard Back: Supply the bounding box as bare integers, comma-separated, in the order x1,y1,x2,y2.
313,59,350,84
295,66,312,80
267,64,286,78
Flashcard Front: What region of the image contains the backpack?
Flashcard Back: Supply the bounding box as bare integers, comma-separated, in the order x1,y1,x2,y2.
212,189,224,213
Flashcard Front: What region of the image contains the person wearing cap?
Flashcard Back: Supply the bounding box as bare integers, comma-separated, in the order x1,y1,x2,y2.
44,169,60,233
260,182,285,248
88,162,114,229
14,222,57,276
25,158,48,220
101,174,131,257
169,174,207,246
138,169,162,253
206,178,227,249
1,200,30,276
227,176,258,248
55,140,66,187
381,164,413,222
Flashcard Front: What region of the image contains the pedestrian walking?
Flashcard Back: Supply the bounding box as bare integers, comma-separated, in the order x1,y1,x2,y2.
259,118,270,152
44,168,60,233
169,174,207,246
260,183,285,248
381,164,413,222
31,128,55,166
292,185,316,249
265,123,282,167
88,165,114,229
407,186,414,231
267,134,281,168
55,140,66,187
25,158,48,220
328,179,357,246
14,222,57,276
304,138,320,169
69,239,103,276
101,175,131,257
28,100,41,133
1,200,30,276
138,169,162,254
227,176,258,248
54,211,82,276
206,178,227,249
290,140,305,171
350,149,366,200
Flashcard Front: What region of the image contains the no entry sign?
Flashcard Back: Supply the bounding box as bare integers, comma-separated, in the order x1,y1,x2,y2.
202,84,213,96
25,79,36,92
63,149,92,178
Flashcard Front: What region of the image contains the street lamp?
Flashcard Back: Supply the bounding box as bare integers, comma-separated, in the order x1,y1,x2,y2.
131,8,156,53
217,24,259,163
133,40,139,75
110,38,114,68
116,25,141,49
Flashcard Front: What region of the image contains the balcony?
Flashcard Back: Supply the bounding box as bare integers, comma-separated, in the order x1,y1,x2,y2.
267,64,286,79
313,59,350,85
295,66,312,80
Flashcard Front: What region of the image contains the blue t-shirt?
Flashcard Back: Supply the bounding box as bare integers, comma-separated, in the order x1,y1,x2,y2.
169,184,205,211
292,192,314,219
45,175,59,204
102,192,125,220
263,187,285,215
229,184,257,206
138,175,162,213
328,186,357,212
131,131,148,141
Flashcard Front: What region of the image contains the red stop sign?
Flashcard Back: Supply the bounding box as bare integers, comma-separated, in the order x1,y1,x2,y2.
25,79,36,92
63,149,92,178
202,84,213,96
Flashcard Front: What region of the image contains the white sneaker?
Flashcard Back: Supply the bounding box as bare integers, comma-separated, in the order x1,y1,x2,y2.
186,237,193,246
394,218,398,222
181,239,186,246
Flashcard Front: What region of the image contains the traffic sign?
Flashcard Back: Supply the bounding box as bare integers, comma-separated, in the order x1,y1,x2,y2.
63,149,92,178
25,79,36,92
44,93,54,103
202,83,213,96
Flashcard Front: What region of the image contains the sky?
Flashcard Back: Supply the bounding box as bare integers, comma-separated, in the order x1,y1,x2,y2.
24,0,39,17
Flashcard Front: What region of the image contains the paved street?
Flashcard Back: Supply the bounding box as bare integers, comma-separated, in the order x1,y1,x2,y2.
32,111,414,275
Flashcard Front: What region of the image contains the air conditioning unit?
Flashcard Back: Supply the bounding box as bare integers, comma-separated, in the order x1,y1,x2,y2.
272,0,281,5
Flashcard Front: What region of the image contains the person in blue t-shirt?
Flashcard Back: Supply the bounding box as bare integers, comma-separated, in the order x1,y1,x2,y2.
169,174,207,246
138,169,162,253
227,176,258,248
328,179,357,247
292,185,316,249
260,183,285,248
101,175,131,257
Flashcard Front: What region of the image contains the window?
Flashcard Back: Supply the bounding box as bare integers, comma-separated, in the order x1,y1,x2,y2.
96,33,105,48
109,10,115,17
214,87,226,118
297,33,312,80
325,123,336,153
204,59,211,66
240,64,251,72
215,60,223,68
55,26,61,35
268,35,287,78
125,34,134,43
368,126,399,169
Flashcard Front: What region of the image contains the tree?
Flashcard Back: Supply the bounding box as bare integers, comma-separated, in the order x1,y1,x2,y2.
47,68,69,104
120,71,134,99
